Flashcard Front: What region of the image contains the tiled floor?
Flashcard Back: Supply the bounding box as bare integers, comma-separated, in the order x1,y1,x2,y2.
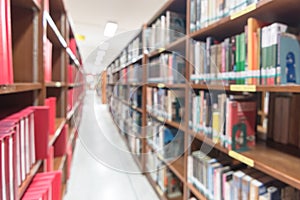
64,91,159,200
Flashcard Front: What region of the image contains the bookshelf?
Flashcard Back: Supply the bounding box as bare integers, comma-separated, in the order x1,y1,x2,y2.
105,0,300,199
0,0,84,198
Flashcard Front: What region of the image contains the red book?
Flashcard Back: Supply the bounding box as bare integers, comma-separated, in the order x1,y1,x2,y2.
69,38,77,56
68,65,74,83
31,106,49,160
68,89,73,112
44,146,54,172
54,124,68,157
45,97,56,135
225,99,256,151
44,39,52,82
66,143,73,179
23,186,50,200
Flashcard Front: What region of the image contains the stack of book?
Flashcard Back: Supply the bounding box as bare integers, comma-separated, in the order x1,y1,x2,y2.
129,86,142,108
147,121,184,161
0,106,53,200
191,19,300,86
268,93,300,148
144,11,186,51
22,171,62,200
146,87,185,122
0,0,13,84
190,93,256,151
190,0,260,32
188,150,300,200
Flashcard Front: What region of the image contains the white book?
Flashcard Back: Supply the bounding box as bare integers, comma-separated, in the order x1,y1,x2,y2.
30,113,36,165
20,119,26,181
2,140,7,200
9,136,14,200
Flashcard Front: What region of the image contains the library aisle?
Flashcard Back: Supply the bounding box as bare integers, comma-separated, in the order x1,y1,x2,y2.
64,91,159,200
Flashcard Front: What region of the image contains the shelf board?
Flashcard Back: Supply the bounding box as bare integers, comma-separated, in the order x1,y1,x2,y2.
147,0,186,26
112,96,143,113
147,112,185,131
147,83,186,89
0,83,42,95
54,155,67,171
145,173,168,200
68,82,84,88
112,55,144,74
148,37,186,58
66,48,81,67
46,81,66,88
49,118,66,146
191,83,300,93
68,127,77,144
45,12,68,49
67,98,82,120
190,0,300,41
188,130,300,190
12,0,41,10
187,182,206,200
18,160,43,198
166,156,185,183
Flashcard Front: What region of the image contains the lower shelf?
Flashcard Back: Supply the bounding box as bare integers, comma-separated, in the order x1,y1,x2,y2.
186,183,206,200
54,155,67,171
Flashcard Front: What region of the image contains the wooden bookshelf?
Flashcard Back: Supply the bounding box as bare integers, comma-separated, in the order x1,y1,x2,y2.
0,83,42,95
145,173,168,200
54,155,67,171
46,81,67,88
12,0,41,10
45,12,68,48
105,0,300,199
17,160,43,198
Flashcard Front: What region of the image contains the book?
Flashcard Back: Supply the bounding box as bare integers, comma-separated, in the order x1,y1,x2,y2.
45,97,56,135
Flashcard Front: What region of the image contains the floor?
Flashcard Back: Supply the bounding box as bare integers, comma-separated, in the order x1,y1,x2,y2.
64,90,159,200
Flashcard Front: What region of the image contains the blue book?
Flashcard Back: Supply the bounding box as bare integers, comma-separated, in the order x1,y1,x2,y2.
279,33,300,84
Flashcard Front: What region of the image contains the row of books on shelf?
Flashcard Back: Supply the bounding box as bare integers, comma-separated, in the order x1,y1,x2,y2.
119,36,142,67
0,0,13,84
146,87,185,122
148,53,186,84
191,19,300,85
147,121,184,161
119,63,143,84
0,99,58,200
22,171,62,200
144,11,186,51
112,86,142,108
268,93,300,148
127,135,141,155
146,151,183,198
190,92,256,151
67,86,84,112
190,0,260,32
188,149,300,200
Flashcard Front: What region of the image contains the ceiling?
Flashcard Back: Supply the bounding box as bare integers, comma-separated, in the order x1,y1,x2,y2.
65,0,166,73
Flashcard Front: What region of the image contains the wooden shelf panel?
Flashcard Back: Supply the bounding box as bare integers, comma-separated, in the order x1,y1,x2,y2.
0,83,42,95
54,155,67,171
188,130,300,190
50,0,66,14
18,160,43,198
46,82,66,88
191,83,300,93
190,0,300,41
147,112,185,131
147,83,186,89
68,82,84,88
45,12,67,49
167,156,185,183
66,48,81,67
112,96,143,113
148,37,186,58
187,183,206,200
12,0,41,10
49,118,66,146
68,127,77,144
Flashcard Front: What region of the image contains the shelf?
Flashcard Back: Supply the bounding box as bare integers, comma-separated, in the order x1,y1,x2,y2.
166,156,185,183
68,127,77,144
148,36,186,58
66,48,81,67
18,160,43,198
54,155,67,171
50,0,66,14
191,83,300,93
189,0,300,41
45,12,68,49
112,96,143,113
112,55,143,74
147,0,186,26
46,82,66,88
12,0,41,10
67,95,84,120
147,112,185,131
49,118,67,146
145,173,168,200
147,83,186,89
188,130,300,190
187,183,206,200
0,83,42,95
68,82,84,88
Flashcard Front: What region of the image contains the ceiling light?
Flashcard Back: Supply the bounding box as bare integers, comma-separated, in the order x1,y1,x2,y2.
104,22,118,37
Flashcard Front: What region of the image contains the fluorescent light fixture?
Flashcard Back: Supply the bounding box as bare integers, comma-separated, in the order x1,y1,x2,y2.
104,22,118,37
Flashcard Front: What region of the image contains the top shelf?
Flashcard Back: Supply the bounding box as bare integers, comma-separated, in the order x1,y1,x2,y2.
12,0,41,10
190,0,300,41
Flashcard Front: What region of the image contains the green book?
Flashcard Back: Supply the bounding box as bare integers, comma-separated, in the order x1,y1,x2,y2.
240,32,246,84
